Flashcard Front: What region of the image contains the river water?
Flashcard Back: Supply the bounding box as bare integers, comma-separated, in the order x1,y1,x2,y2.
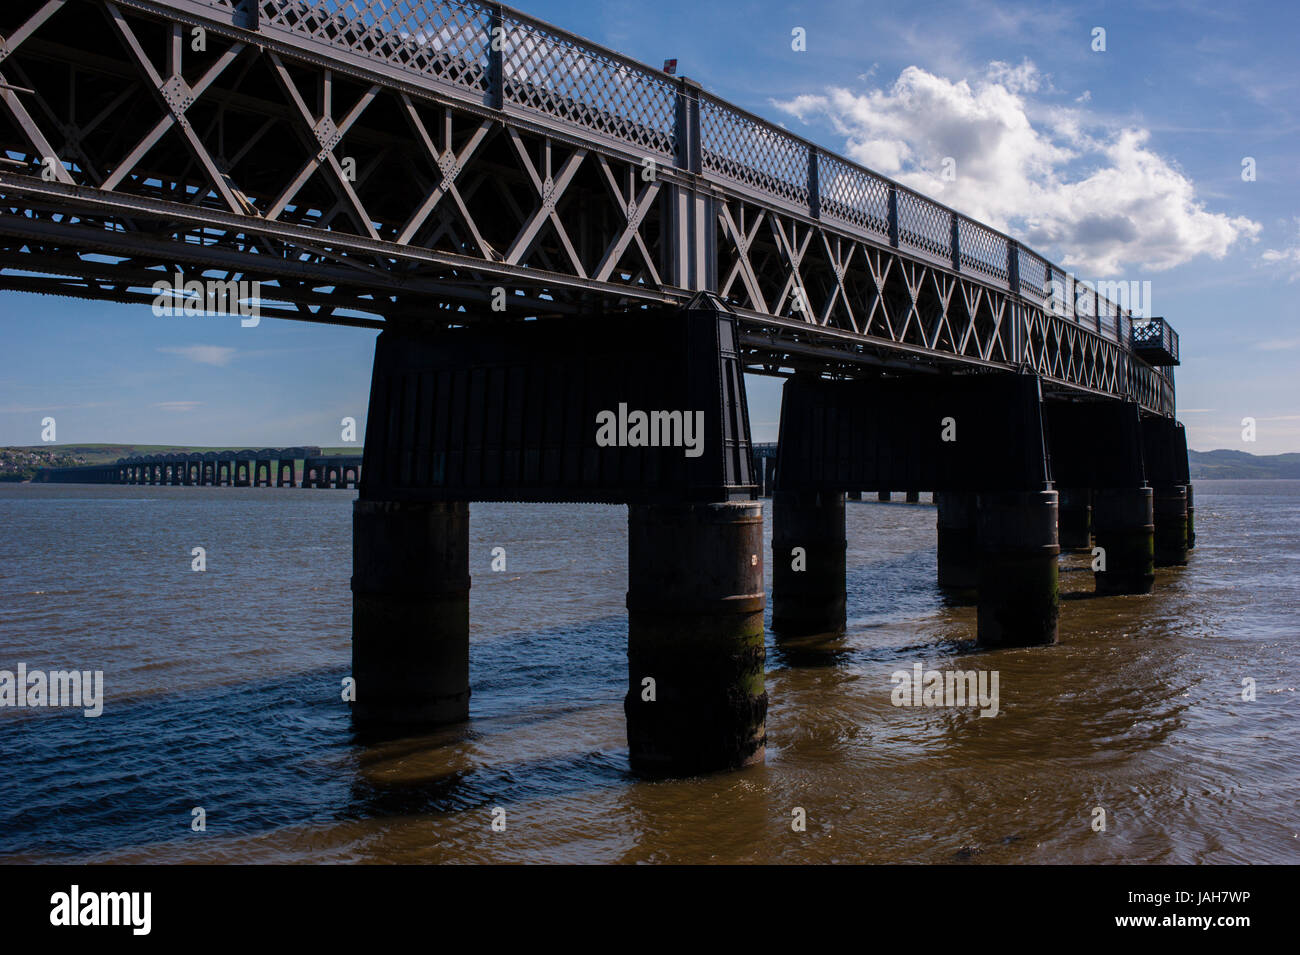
0,480,1296,863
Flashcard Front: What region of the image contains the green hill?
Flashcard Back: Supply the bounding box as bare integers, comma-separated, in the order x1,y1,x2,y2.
1188,449,1300,480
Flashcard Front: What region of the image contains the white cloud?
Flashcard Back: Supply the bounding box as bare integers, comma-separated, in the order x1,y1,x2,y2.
154,401,202,412
1262,221,1300,281
157,345,236,367
774,61,1260,275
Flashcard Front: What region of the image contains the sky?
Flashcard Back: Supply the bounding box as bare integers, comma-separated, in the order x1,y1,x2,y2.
1,0,1297,453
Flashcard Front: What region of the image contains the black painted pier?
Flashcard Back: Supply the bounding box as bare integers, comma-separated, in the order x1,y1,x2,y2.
343,297,1193,777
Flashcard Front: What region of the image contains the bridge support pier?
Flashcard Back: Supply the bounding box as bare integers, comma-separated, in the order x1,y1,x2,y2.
625,501,766,777
1140,415,1192,563
771,490,846,636
905,490,920,503
935,491,978,591
277,460,297,488
847,490,862,500
976,490,1060,647
1093,487,1155,594
1186,483,1196,549
1152,484,1189,566
1058,487,1092,550
877,491,891,502
351,499,470,730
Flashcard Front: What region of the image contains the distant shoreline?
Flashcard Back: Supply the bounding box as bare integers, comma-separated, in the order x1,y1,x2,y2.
3,444,1298,482
0,444,359,482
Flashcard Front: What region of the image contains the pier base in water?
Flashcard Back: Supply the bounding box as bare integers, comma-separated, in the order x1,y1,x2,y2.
1058,487,1092,551
877,491,891,502
1186,483,1196,549
771,490,847,636
936,491,978,591
1153,484,1189,566
976,490,1059,647
1093,487,1155,594
351,500,470,729
625,502,766,777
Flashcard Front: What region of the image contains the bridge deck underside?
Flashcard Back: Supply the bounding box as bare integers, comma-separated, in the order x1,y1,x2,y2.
0,0,1174,414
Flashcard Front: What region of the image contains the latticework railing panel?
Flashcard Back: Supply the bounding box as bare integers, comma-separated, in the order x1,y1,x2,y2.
956,216,1008,286
1016,248,1049,306
258,0,493,93
817,153,890,239
501,16,676,155
701,97,809,206
896,189,950,261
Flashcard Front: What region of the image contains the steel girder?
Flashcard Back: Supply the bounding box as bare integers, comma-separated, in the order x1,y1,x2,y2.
0,0,1175,415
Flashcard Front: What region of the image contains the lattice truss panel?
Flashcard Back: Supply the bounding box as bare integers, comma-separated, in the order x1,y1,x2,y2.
0,0,672,324
0,0,1173,415
716,195,1124,401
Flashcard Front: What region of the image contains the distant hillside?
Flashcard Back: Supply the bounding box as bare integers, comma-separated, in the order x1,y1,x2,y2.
1188,449,1300,480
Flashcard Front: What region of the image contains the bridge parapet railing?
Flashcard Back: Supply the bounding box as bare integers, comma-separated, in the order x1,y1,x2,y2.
956,216,1009,286
895,188,951,265
816,152,892,240
500,10,677,156
1016,247,1050,309
177,0,1149,365
254,0,494,96
700,94,810,210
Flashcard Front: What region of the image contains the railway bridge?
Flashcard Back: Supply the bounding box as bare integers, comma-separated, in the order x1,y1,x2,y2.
0,0,1192,776
33,447,365,486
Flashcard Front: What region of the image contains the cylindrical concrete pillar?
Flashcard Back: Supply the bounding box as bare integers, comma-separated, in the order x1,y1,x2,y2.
1058,487,1092,550
351,499,470,729
935,491,978,590
905,490,920,503
626,501,766,777
976,490,1059,647
1152,484,1189,566
877,491,891,502
771,490,847,636
1185,483,1196,549
1093,486,1155,594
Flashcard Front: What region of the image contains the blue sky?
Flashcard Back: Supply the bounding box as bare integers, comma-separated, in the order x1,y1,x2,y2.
1,0,1296,452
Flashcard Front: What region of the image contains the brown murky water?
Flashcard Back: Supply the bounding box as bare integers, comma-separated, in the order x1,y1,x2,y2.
1,480,1296,863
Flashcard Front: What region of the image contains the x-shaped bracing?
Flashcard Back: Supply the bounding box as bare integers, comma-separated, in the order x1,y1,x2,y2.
505,130,587,276
101,5,246,213
267,55,378,239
